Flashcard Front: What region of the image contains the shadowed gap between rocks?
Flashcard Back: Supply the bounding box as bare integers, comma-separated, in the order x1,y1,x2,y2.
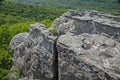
53,37,59,80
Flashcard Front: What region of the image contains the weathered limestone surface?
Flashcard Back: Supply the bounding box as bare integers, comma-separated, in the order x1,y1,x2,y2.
52,10,120,80
52,10,120,41
9,24,58,80
9,10,120,80
57,32,120,80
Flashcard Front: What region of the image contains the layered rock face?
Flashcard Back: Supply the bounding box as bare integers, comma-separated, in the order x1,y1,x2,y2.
9,10,120,80
9,24,58,80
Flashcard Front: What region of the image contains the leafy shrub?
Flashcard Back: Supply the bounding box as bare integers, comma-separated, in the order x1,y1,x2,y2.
0,48,12,80
0,13,35,80
9,21,35,37
40,19,52,28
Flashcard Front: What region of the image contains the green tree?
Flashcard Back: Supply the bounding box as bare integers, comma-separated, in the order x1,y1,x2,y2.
40,19,52,28
0,0,5,5
0,13,36,80
118,0,120,3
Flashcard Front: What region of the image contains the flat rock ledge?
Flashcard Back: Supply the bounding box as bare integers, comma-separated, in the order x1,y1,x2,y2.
9,10,120,80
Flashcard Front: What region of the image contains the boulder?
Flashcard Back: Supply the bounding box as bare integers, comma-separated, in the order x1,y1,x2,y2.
9,10,120,80
57,32,120,80
9,23,58,80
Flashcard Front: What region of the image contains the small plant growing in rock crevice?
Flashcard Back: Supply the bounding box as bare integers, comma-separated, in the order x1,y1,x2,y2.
49,27,58,36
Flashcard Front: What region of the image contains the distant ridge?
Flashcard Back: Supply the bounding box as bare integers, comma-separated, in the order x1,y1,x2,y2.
8,0,120,15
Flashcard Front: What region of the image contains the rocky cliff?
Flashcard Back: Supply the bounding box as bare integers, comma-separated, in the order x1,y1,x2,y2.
9,10,120,80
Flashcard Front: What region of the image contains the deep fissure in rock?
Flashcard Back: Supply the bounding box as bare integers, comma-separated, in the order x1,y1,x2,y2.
53,38,58,80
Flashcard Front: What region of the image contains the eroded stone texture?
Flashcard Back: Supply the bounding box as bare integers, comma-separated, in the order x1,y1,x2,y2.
9,23,58,80
52,10,120,41
57,32,120,80
9,10,120,80
54,10,120,80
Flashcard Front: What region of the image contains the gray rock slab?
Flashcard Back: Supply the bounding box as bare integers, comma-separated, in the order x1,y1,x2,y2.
57,33,120,80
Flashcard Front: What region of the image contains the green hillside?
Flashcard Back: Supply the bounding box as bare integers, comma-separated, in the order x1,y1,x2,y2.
8,0,120,14
0,13,36,80
1,1,65,21
0,1,65,79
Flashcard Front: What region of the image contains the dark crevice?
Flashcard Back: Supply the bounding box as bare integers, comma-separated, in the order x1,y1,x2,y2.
53,37,59,80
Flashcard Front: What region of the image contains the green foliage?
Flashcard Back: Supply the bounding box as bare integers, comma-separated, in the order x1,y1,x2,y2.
0,48,12,79
9,66,23,79
0,1,65,21
0,1,64,79
0,25,11,45
8,0,120,14
50,27,58,35
40,19,52,28
0,0,5,5
118,0,120,3
0,13,35,80
9,21,35,37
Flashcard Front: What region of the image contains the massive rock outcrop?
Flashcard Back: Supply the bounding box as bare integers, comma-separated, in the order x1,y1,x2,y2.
9,10,120,80
9,24,58,80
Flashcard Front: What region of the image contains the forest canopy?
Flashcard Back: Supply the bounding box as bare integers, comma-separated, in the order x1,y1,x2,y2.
0,1,65,79
1,0,120,79
8,0,120,14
